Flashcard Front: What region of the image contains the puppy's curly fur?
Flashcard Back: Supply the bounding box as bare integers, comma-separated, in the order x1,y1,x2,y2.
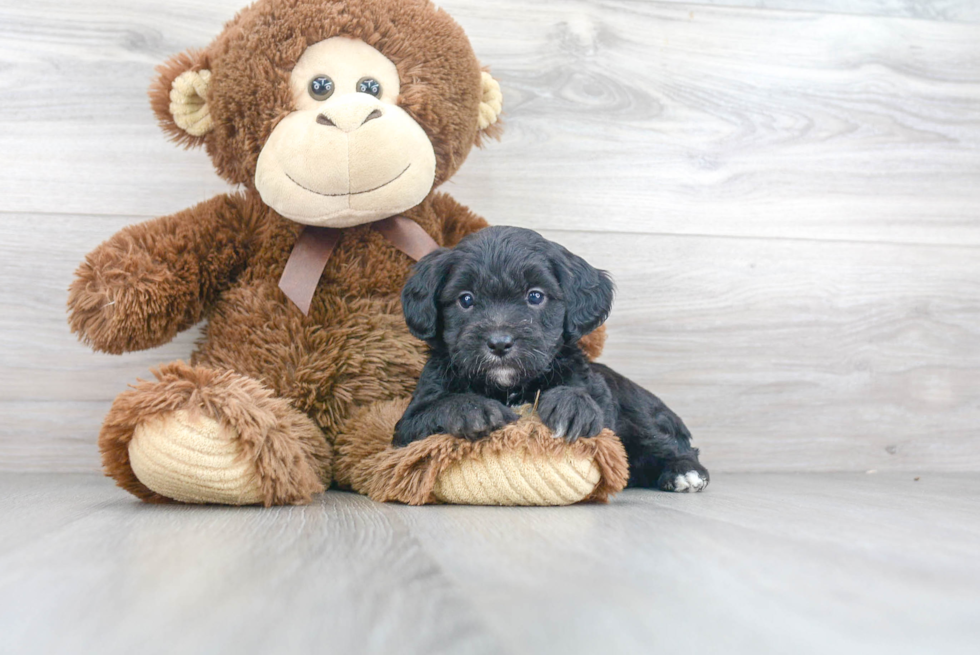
394,226,709,491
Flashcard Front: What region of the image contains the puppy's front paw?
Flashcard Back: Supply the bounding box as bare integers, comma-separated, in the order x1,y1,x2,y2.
538,387,606,442
445,397,519,440
658,461,710,493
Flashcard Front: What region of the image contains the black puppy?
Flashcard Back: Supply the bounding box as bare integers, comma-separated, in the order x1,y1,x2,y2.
394,226,708,492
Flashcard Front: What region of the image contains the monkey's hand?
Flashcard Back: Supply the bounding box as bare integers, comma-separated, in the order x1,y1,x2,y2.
68,232,202,354
68,196,250,354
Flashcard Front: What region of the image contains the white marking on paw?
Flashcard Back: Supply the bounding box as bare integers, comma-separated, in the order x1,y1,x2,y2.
672,470,708,493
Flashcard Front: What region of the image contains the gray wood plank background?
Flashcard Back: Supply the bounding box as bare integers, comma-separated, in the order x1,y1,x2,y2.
1,0,978,473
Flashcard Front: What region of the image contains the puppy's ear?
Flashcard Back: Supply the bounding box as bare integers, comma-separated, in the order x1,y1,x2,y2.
402,248,455,342
551,244,615,342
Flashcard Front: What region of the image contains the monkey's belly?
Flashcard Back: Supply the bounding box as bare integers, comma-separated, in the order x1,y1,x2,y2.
192,281,426,437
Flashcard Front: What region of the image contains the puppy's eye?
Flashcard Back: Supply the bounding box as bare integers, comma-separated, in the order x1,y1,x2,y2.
458,292,475,309
309,75,335,101
527,290,546,306
357,77,382,97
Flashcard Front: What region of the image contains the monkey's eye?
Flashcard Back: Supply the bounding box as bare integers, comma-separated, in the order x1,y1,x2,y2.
527,289,546,306
458,292,475,309
309,75,335,101
357,77,382,97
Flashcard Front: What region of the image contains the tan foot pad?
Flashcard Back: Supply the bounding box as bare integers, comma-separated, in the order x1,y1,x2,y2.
432,447,604,506
336,399,630,506
129,410,264,505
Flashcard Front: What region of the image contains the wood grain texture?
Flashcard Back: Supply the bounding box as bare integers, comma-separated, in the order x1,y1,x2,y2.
1,472,978,655
1,1,978,243
399,472,980,655
0,1,978,473
0,474,505,655
649,0,980,22
450,0,980,245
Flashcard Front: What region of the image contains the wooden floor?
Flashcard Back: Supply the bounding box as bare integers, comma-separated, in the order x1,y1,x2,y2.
0,472,977,655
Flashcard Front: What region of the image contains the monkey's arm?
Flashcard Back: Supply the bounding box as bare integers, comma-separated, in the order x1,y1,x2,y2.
68,194,254,354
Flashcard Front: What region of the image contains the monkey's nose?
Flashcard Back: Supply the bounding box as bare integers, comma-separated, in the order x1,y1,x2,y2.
316,105,383,132
487,334,515,357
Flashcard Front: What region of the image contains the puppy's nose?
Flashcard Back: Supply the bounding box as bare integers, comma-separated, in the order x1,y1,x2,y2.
487,334,514,357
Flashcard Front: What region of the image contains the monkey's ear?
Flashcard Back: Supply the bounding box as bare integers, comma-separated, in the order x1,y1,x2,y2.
475,71,503,145
149,49,213,148
401,248,456,342
552,244,615,343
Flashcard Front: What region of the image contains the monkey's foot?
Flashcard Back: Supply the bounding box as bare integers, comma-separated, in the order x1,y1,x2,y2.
334,399,629,506
100,362,331,506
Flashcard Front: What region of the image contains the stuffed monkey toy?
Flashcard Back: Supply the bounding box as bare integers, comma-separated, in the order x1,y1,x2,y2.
68,0,629,506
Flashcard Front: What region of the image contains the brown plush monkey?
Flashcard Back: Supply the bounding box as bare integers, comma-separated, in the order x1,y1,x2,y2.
68,0,628,506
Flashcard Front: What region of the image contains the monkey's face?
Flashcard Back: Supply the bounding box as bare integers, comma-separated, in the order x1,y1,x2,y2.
151,0,504,220
254,37,438,228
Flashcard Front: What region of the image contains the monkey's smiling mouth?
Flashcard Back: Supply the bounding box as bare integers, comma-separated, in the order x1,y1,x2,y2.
285,164,411,198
